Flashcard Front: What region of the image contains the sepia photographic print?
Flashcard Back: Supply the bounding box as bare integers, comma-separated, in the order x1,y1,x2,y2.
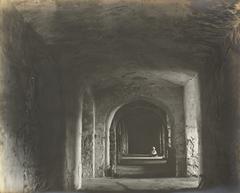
0,0,240,193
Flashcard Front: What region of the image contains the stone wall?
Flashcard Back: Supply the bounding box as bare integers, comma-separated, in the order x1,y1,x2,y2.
199,48,232,187
0,1,65,192
224,45,240,186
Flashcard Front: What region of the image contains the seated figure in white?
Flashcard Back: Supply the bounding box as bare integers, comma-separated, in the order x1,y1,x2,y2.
151,146,158,157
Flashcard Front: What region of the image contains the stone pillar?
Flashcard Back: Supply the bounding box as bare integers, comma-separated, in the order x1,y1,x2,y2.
170,88,186,177
109,117,118,175
82,89,95,178
121,122,129,155
184,77,200,177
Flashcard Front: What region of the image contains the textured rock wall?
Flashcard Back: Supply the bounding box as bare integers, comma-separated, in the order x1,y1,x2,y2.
0,1,43,192
0,1,65,192
199,49,232,186
36,41,65,190
184,77,200,177
224,46,240,186
94,83,186,177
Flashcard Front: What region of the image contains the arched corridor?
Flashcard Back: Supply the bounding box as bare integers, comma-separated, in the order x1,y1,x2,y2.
108,100,174,178
1,1,240,193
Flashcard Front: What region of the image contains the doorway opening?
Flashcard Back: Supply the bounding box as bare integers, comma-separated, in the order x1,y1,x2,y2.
108,100,175,178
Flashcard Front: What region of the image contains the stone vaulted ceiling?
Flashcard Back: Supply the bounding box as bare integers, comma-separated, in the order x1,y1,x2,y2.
10,0,240,89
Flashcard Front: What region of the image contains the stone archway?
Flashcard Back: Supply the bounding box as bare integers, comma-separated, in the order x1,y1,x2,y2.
108,99,176,177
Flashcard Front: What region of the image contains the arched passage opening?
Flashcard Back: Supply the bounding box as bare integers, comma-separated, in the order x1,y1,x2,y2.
108,100,176,178
125,107,165,155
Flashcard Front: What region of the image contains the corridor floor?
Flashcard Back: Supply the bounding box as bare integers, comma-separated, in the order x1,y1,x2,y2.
82,177,199,192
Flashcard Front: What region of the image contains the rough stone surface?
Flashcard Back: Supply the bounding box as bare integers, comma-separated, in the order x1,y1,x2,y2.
0,1,65,192
198,46,234,186
0,2,44,192
184,78,200,177
224,42,240,186
82,90,95,178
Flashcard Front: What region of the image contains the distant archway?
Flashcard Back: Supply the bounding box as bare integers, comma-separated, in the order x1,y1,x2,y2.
106,99,176,177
